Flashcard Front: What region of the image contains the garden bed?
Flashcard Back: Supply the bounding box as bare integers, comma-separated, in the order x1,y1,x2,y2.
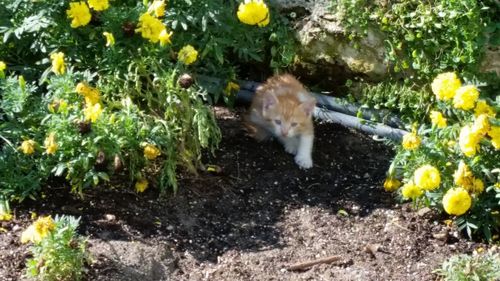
0,107,485,281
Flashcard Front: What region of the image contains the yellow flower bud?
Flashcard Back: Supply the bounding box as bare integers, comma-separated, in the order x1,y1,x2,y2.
135,179,149,193
50,52,66,75
383,177,401,192
144,144,161,160
177,45,198,65
20,139,36,155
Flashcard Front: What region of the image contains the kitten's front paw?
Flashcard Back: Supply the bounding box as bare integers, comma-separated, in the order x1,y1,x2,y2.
284,143,298,155
294,154,313,169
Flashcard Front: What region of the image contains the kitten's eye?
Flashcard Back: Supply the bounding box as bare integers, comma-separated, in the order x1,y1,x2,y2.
291,122,298,127
274,119,282,125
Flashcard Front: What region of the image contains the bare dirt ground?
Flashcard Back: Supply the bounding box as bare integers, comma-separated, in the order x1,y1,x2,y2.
0,107,485,281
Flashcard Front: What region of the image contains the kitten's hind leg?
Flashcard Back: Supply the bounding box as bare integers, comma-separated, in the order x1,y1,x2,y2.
279,136,299,155
252,126,271,142
243,121,271,142
243,113,272,142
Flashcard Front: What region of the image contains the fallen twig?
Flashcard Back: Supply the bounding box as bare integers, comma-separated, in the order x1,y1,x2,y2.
287,255,342,271
389,220,411,232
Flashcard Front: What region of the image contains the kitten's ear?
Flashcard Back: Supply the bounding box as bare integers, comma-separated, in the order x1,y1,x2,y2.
262,92,278,111
300,98,316,117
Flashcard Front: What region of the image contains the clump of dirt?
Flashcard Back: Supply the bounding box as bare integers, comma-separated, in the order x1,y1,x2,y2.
0,107,485,281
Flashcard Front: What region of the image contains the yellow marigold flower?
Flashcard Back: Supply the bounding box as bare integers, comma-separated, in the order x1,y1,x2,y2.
83,103,103,122
471,178,484,194
136,13,166,43
102,32,115,47
144,144,161,160
383,177,401,192
88,0,109,11
159,29,173,46
401,180,423,200
475,247,485,254
237,0,270,27
453,161,474,189
76,82,101,105
66,2,92,28
178,45,198,65
488,126,500,150
50,52,66,75
0,213,12,221
459,125,481,157
442,187,471,216
44,133,58,155
402,131,421,150
453,85,479,110
20,139,36,155
224,81,240,96
21,216,56,244
135,178,149,193
148,0,166,17
0,61,6,71
84,90,100,105
431,72,461,101
447,140,456,148
430,111,447,128
75,82,88,94
472,114,490,136
474,100,496,117
414,164,441,191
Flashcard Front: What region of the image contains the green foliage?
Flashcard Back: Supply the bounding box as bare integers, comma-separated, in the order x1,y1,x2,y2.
25,215,87,281
0,75,48,201
349,80,434,124
333,0,498,80
435,252,500,281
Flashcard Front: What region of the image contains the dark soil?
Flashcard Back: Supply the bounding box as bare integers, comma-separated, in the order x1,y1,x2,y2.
0,107,485,281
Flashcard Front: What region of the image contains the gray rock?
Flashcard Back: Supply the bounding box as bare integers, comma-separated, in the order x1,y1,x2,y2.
480,48,500,77
273,0,389,82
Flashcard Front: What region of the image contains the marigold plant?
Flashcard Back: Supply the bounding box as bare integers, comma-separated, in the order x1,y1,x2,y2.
24,215,87,281
0,0,295,209
386,72,499,240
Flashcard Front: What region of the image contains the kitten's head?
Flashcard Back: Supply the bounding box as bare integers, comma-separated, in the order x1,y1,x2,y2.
262,91,315,138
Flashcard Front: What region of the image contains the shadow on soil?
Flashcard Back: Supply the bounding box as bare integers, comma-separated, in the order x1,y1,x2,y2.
24,109,396,264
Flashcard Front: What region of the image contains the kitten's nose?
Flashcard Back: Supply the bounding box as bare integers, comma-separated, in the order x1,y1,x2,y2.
281,129,289,137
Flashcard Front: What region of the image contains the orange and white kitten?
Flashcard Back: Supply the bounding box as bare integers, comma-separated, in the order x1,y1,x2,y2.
245,74,316,169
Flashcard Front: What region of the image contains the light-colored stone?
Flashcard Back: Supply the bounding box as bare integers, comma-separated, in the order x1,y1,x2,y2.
274,0,389,81
480,48,500,76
